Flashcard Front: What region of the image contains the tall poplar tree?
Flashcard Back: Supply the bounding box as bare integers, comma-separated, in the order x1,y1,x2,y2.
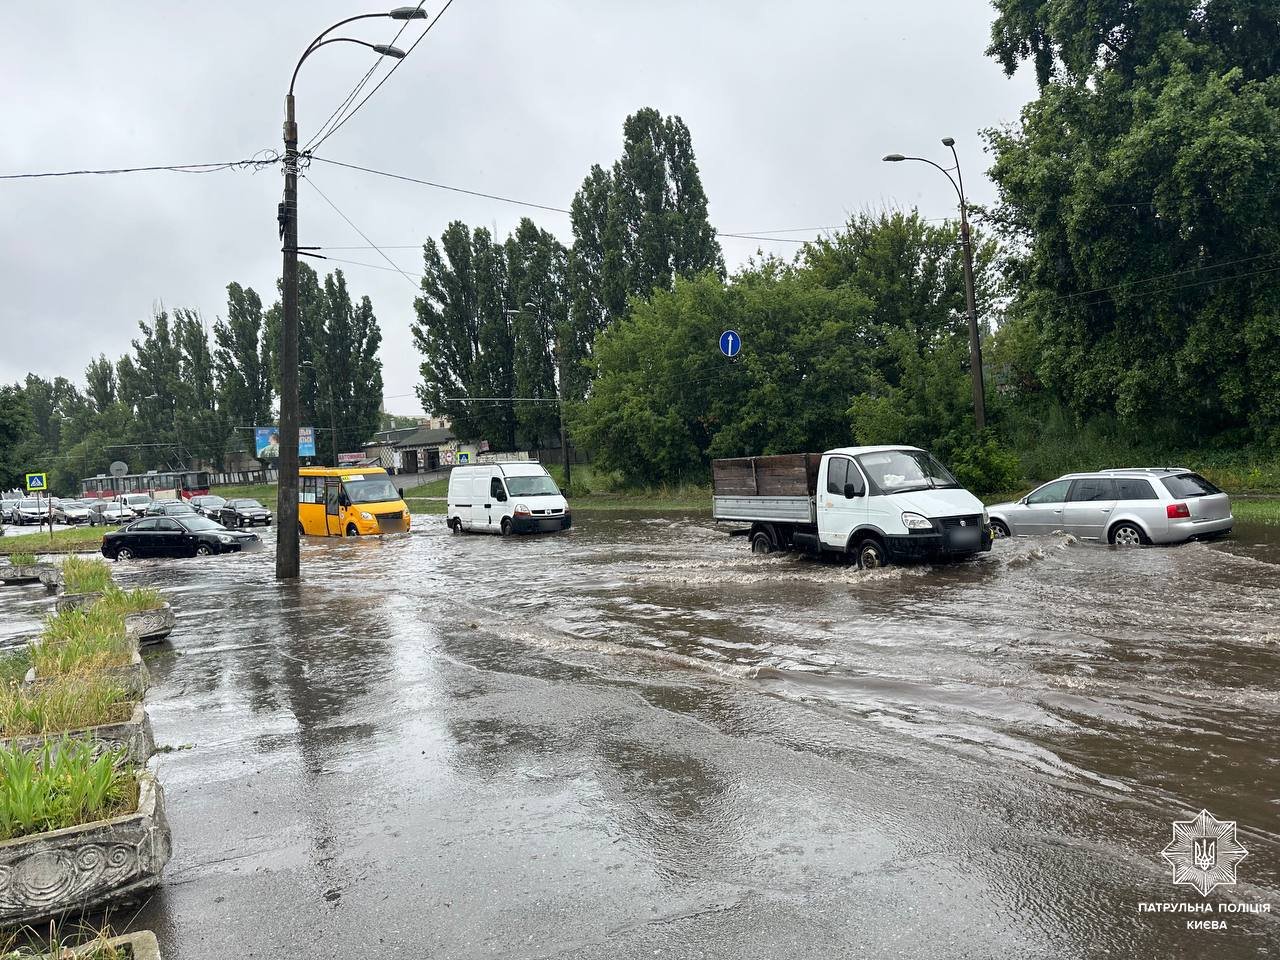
214,283,273,438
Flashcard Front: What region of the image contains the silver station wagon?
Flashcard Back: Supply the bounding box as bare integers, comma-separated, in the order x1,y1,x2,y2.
987,468,1233,546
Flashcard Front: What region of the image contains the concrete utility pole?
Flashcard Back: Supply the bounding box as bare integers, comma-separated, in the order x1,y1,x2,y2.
556,329,570,492
883,138,987,432
278,7,424,580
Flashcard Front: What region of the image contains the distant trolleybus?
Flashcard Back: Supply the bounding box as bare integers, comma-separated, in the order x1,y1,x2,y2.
80,470,211,500
298,467,410,537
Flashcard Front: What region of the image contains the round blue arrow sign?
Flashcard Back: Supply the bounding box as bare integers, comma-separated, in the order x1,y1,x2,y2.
719,329,742,358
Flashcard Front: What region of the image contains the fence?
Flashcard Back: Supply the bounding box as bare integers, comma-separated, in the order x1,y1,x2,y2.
210,468,278,487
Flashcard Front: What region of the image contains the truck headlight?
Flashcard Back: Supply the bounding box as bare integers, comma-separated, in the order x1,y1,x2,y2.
514,503,531,516
359,511,374,521
901,512,933,530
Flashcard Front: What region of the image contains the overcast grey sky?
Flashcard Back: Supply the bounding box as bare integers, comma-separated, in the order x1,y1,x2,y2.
0,1,1034,416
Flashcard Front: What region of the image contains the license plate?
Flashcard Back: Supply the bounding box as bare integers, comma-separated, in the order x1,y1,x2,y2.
948,526,981,550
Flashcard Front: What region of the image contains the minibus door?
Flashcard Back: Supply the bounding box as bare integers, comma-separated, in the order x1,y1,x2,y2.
325,480,343,536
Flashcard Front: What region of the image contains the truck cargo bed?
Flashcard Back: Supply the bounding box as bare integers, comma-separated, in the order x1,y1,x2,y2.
711,454,821,523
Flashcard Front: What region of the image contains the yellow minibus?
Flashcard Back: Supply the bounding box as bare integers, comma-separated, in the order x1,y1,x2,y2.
298,467,411,536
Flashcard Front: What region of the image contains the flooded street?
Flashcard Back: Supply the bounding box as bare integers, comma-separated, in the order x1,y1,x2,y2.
5,513,1279,957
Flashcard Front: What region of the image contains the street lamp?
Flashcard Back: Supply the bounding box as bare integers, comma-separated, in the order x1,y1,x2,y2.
883,138,987,432
277,7,427,580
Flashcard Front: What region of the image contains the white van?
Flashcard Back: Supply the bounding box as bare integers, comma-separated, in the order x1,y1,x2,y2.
446,462,572,535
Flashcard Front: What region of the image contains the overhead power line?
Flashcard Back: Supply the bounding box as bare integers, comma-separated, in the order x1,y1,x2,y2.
0,152,280,181
309,0,457,153
304,177,420,289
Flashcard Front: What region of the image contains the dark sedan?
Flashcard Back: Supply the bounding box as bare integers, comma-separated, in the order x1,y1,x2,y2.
188,494,227,519
102,515,260,561
217,498,273,528
144,500,198,518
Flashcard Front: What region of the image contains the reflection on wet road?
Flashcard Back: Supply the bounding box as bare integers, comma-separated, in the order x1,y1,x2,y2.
4,514,1277,957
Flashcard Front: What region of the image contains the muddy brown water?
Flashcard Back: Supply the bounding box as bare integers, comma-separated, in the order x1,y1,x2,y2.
2,515,1277,957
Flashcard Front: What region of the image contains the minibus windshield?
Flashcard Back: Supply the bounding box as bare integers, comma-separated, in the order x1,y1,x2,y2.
504,475,560,497
345,477,400,504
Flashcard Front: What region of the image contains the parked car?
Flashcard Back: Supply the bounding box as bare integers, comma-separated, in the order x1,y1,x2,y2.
447,463,570,535
116,494,155,518
55,500,93,525
87,501,131,526
188,494,227,519
710,446,991,567
986,468,1233,545
217,499,273,528
102,515,260,561
10,499,50,526
144,500,197,518
0,499,20,522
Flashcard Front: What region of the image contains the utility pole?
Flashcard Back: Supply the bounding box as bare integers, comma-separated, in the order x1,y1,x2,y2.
278,8,421,580
556,328,570,492
277,93,301,579
883,137,987,432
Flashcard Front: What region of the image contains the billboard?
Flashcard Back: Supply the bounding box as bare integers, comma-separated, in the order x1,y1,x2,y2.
255,427,316,459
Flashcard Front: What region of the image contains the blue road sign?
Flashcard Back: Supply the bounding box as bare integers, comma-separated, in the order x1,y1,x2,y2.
25,472,46,492
719,329,742,358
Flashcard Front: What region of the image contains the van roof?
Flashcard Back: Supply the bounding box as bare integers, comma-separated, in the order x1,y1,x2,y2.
825,445,925,457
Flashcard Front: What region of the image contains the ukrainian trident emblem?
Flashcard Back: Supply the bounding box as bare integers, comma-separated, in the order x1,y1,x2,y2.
1161,810,1247,896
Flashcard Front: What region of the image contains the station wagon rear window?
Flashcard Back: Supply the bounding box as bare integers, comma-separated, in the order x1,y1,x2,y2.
1114,479,1157,500
1161,473,1222,498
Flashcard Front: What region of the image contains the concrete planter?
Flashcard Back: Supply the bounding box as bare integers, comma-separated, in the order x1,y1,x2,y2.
125,603,175,647
0,772,171,925
26,650,150,700
55,591,104,614
1,704,154,767
0,563,57,587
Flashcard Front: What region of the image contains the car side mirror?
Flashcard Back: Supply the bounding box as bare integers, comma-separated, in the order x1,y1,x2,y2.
843,483,860,499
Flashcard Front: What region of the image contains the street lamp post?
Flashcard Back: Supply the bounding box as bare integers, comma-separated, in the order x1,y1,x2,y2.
884,138,986,432
277,7,425,580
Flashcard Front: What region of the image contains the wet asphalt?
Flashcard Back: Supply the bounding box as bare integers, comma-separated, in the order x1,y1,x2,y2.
2,513,1279,958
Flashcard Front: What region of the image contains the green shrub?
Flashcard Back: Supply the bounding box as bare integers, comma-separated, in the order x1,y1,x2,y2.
6,553,37,567
0,739,136,841
0,676,134,738
33,606,131,678
94,585,165,615
948,437,1022,494
60,556,113,595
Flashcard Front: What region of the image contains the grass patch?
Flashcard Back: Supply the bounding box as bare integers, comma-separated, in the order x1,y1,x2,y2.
5,553,38,567
0,739,137,841
60,556,113,595
406,463,710,512
402,476,448,499
210,482,277,508
0,650,30,685
0,527,105,557
94,585,165,616
1233,498,1280,524
33,607,132,679
2,922,130,960
0,676,134,739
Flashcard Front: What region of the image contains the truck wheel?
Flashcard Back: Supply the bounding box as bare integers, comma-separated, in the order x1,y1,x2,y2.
750,531,773,556
855,538,888,570
448,517,461,532
500,518,512,536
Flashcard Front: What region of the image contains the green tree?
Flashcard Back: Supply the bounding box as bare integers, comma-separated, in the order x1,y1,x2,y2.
505,218,569,448
985,0,1280,444
84,356,117,413
173,308,228,466
317,269,383,458
0,384,39,490
567,108,724,357
573,265,873,485
214,283,273,440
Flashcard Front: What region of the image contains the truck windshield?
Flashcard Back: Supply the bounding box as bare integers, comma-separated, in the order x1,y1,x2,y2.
856,449,959,492
504,475,560,497
344,478,400,504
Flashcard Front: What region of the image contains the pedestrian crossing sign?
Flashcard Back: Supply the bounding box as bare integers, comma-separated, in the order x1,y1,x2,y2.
25,472,46,492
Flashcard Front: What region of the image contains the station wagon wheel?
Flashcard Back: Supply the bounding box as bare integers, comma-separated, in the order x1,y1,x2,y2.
1110,522,1146,547
116,546,135,561
855,538,887,570
990,519,1011,539
750,531,773,555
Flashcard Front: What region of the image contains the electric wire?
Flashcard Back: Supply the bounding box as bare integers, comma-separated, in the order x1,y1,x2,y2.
303,178,421,288
308,0,456,154
0,152,280,181
302,0,427,153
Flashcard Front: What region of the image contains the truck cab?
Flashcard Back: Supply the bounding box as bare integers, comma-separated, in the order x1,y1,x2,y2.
712,446,991,567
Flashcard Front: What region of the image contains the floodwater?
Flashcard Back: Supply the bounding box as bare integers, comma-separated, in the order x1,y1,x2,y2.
3,515,1279,957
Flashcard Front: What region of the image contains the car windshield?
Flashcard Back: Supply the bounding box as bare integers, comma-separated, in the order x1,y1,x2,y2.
234,500,265,509
176,516,225,532
167,503,195,512
344,478,400,504
196,496,225,507
855,449,959,492
504,475,561,497
20,500,39,509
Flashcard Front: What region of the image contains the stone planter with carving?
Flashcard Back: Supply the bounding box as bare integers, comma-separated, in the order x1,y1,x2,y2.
1,704,154,767
0,563,57,587
0,772,171,925
55,591,104,614
66,931,163,959
26,650,150,700
125,603,175,647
